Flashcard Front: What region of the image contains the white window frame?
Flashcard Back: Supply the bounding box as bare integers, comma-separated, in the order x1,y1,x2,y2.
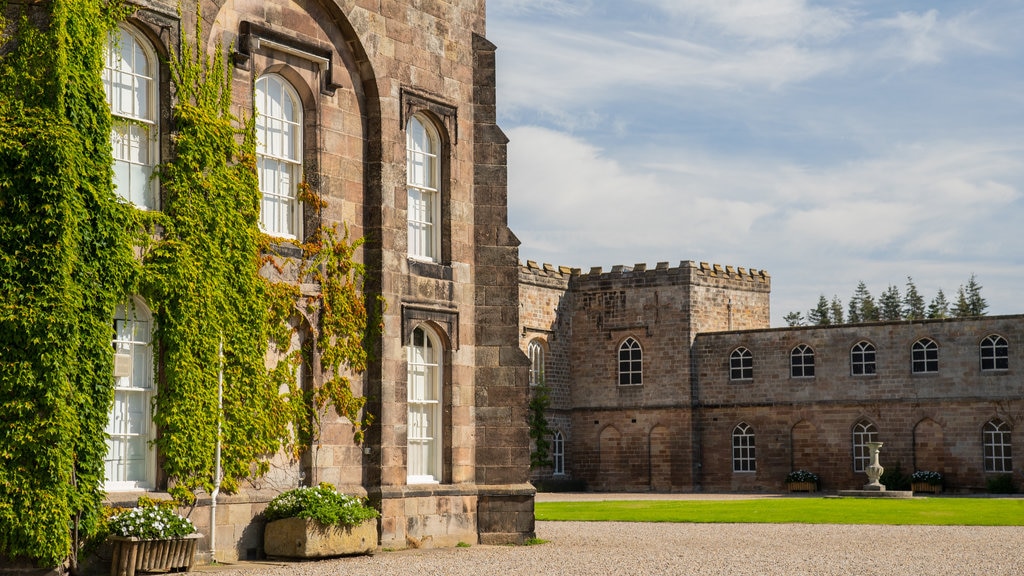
984,420,1012,473
732,423,756,472
852,420,878,472
912,338,938,374
528,339,545,387
552,430,565,476
105,298,156,491
617,337,642,386
255,74,303,239
791,344,815,378
104,26,159,210
407,325,442,484
980,335,1009,372
406,115,441,261
730,347,753,381
851,341,876,376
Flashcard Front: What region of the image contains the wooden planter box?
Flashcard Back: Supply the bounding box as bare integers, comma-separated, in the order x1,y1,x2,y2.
264,517,378,558
911,482,942,494
109,534,201,576
786,481,817,493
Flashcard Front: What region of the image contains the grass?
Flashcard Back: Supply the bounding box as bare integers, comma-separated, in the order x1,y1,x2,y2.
536,498,1024,526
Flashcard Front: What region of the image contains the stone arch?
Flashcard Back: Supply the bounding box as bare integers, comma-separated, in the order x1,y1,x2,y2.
913,418,945,474
790,420,816,472
648,425,671,491
598,425,623,487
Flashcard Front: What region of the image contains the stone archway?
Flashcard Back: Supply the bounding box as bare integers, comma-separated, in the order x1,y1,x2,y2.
649,425,671,491
914,418,945,474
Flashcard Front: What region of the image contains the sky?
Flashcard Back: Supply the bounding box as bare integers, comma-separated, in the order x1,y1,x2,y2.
485,0,1024,327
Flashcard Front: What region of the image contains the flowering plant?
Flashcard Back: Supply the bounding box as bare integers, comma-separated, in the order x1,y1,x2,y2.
264,483,379,527
911,470,943,485
785,470,819,483
108,501,195,539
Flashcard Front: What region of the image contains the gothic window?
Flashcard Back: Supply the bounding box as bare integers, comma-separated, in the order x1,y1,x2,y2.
407,115,440,261
852,419,878,472
912,338,939,374
255,74,302,238
983,420,1012,473
980,335,1009,371
851,341,876,376
730,347,753,381
618,337,642,386
407,325,443,483
732,423,756,472
528,339,545,387
104,26,159,209
791,344,815,378
552,430,565,476
105,298,156,490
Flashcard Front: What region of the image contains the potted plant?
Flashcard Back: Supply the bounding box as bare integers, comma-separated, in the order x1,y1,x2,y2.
911,470,943,494
785,470,819,492
106,498,200,576
263,483,380,558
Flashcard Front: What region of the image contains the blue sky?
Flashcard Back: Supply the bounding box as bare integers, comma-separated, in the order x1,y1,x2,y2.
486,0,1024,326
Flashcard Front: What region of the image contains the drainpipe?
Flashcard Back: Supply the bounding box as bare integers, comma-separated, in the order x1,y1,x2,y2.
210,338,224,562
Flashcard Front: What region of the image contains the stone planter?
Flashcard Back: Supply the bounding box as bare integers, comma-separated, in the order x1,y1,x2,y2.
786,481,817,493
264,517,378,558
911,482,942,494
108,534,201,576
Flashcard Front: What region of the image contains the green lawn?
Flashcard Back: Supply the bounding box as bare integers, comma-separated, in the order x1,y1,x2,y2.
536,498,1024,526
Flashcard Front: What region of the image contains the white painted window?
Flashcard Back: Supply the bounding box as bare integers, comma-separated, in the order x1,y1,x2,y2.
732,423,756,472
791,344,815,378
730,347,753,381
980,335,1009,371
105,298,156,490
406,115,440,261
552,430,565,476
528,339,545,387
618,337,642,386
912,338,938,374
984,420,1012,473
255,75,302,238
407,326,442,483
852,419,878,472
851,341,876,376
104,26,159,209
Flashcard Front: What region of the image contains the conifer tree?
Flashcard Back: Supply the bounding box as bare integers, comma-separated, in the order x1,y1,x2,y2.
928,289,950,319
903,277,926,320
849,281,878,323
964,274,988,316
879,284,902,321
783,311,805,327
807,295,831,325
830,296,844,325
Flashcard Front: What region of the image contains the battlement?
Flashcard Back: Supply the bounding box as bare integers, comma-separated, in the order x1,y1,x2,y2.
519,260,579,279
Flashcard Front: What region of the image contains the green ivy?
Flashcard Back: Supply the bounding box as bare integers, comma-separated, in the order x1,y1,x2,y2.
528,383,554,469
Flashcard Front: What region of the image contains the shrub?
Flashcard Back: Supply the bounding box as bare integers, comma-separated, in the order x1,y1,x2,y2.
987,474,1016,494
107,501,195,540
880,462,911,491
533,477,588,492
264,483,379,527
911,470,943,485
785,470,819,484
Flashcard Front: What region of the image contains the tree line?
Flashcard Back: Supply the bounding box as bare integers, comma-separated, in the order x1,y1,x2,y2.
784,275,988,326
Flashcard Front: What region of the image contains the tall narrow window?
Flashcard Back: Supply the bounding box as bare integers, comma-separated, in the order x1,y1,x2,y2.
618,337,642,386
732,423,756,472
730,347,753,380
981,335,1009,371
984,420,1012,472
104,26,158,209
851,341,876,376
407,326,442,483
912,338,938,374
852,419,878,472
791,344,815,378
407,115,440,261
528,339,545,387
552,430,565,476
255,75,302,238
105,299,155,490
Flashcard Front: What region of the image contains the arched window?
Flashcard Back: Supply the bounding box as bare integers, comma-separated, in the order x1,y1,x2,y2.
851,341,876,376
104,26,159,209
912,338,938,374
730,347,753,381
407,325,442,483
552,430,565,476
105,298,155,489
791,344,815,378
618,337,642,386
983,420,1012,472
852,419,878,472
732,423,756,472
407,115,440,261
255,74,302,238
528,339,545,387
980,335,1009,371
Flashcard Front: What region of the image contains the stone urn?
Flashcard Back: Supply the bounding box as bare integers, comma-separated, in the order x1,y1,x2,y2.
863,441,885,491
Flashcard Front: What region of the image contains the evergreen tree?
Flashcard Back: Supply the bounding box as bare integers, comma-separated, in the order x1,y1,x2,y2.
928,289,950,319
964,274,988,316
830,296,844,325
903,276,926,320
849,281,878,323
879,284,902,321
807,295,831,326
953,285,972,318
783,311,805,327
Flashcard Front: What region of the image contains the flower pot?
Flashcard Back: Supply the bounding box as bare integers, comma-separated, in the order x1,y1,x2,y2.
108,534,201,576
786,481,817,493
911,482,942,494
264,517,378,558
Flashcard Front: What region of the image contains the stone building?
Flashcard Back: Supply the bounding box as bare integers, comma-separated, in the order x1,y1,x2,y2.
520,260,1023,493
4,0,532,563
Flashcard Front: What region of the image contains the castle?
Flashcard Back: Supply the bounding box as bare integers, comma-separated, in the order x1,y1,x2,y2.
520,260,1023,493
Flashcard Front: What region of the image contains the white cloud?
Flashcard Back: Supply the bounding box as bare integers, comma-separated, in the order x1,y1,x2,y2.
875,9,999,65
639,0,854,43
